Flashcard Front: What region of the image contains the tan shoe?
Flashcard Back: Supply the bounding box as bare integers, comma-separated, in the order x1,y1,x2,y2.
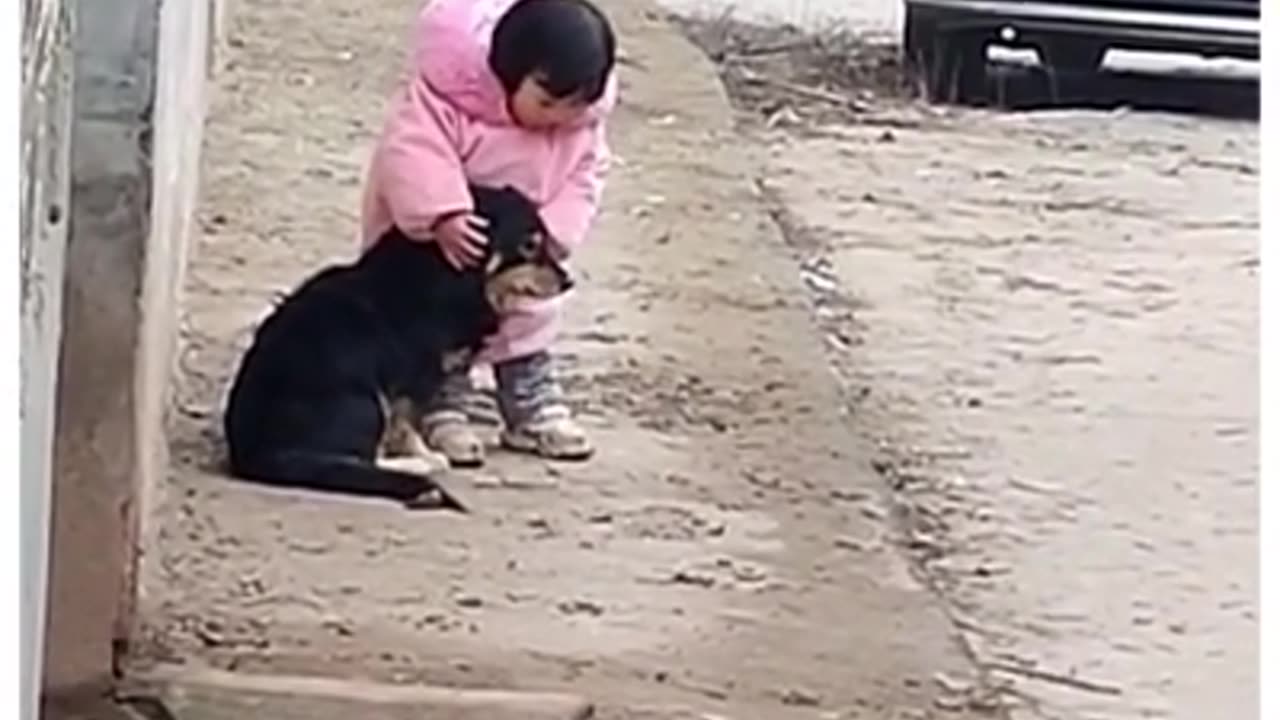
422,410,485,468
500,405,594,461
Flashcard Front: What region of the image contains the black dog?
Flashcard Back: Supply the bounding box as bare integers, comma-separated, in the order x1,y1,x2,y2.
223,185,572,510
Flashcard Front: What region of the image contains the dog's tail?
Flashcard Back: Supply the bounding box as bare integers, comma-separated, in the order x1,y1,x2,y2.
232,449,465,511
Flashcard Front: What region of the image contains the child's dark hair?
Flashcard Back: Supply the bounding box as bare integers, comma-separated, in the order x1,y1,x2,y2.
489,0,616,103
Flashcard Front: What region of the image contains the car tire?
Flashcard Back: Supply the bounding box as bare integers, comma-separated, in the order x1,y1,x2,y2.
903,8,989,105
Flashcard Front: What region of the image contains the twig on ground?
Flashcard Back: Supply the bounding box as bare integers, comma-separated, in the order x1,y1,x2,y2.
735,67,868,111
704,5,739,58
984,660,1124,696
726,38,811,59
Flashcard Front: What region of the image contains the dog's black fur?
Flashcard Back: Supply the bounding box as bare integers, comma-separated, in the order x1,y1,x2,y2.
223,185,571,509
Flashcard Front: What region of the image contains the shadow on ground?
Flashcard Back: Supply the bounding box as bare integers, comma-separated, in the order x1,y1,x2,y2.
989,63,1258,120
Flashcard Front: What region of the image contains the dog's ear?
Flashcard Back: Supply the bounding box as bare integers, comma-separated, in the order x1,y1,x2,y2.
469,185,511,219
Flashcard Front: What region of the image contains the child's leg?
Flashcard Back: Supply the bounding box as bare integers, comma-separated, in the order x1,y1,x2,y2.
421,365,486,468
495,351,593,461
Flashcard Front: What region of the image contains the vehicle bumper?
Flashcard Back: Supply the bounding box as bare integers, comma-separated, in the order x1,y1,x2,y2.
906,0,1260,58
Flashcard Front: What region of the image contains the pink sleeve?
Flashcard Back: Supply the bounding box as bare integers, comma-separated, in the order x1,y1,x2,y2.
374,75,473,237
540,123,610,258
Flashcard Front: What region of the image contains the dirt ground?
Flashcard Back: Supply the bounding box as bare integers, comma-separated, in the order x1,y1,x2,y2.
681,19,1258,720
757,112,1258,720
138,0,1000,718
754,110,1258,720
136,0,1256,719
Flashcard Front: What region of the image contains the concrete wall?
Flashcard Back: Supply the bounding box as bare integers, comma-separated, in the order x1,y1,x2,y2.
42,0,219,698
20,1,75,717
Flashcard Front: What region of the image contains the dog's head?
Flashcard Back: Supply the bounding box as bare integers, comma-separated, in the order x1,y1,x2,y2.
471,185,574,312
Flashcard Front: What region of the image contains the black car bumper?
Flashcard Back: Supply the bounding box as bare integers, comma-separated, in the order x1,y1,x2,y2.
906,0,1260,58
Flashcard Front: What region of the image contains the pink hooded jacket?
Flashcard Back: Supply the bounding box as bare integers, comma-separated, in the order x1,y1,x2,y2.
361,0,616,364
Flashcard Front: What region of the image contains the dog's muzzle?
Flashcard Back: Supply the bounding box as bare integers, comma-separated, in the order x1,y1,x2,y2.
552,260,574,293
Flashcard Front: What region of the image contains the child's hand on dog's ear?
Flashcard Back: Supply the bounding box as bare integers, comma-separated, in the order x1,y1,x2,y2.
433,212,490,270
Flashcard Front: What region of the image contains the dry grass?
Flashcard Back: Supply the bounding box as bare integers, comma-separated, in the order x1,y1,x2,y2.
672,12,919,126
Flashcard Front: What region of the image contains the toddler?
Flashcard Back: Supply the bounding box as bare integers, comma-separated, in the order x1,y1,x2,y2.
361,0,617,465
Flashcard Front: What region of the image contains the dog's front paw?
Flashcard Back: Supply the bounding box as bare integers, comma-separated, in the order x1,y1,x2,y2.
404,482,467,513
404,486,447,510
378,456,467,512
417,449,451,473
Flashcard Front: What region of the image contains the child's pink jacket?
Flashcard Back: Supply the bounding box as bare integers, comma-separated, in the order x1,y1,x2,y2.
361,0,616,364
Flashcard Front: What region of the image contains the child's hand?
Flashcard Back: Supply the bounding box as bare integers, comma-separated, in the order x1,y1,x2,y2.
433,212,490,269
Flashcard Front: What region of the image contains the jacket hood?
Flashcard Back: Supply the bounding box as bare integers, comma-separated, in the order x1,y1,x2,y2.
412,0,618,128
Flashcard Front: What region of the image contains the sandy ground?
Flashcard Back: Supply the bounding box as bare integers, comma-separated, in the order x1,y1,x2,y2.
698,37,1257,720
138,0,1002,718
756,108,1258,720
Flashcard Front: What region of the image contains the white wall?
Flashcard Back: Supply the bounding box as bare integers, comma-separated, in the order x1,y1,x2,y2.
654,0,901,35
39,0,220,701
19,0,74,717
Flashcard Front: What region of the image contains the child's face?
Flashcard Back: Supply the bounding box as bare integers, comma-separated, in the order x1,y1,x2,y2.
509,74,590,130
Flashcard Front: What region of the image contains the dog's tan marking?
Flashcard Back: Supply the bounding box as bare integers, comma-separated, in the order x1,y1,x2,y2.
375,392,396,455
485,265,565,313
441,348,472,374
376,455,446,477
376,394,404,457
377,455,463,511
377,397,448,472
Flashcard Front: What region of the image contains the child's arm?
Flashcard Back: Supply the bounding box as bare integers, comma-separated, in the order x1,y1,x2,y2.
541,124,610,259
375,75,473,238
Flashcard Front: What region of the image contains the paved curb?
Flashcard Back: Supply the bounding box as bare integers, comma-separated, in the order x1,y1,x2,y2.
121,665,594,720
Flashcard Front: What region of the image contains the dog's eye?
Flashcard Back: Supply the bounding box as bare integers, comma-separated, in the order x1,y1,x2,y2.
521,233,543,257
